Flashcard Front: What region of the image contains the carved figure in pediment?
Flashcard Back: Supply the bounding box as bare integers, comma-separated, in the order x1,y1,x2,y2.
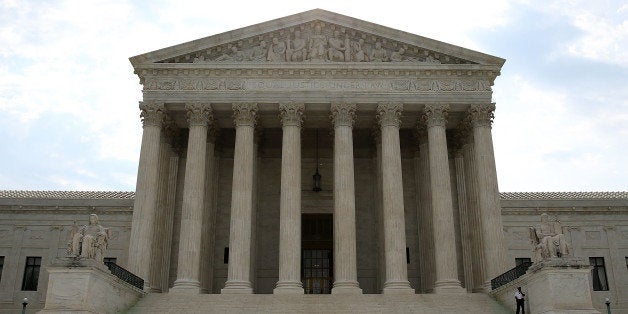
308,24,327,61
67,214,110,263
267,37,286,62
424,55,441,64
193,55,205,63
528,213,570,262
327,30,347,62
249,41,268,62
288,30,307,62
350,38,368,62
214,46,245,62
390,47,404,62
370,41,387,62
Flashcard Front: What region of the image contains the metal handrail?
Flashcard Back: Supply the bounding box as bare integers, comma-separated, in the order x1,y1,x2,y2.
491,261,532,290
104,261,144,290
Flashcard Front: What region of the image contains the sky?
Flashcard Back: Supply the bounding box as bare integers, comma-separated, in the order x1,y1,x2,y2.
0,0,626,192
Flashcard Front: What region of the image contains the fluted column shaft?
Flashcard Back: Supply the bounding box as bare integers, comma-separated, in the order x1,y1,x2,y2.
416,129,435,293
377,104,414,294
274,103,305,294
129,102,164,290
330,103,362,294
468,104,506,288
171,104,213,293
423,104,463,293
222,103,258,294
200,129,219,294
453,145,473,292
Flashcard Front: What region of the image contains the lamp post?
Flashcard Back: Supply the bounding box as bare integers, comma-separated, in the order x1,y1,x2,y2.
605,298,611,314
21,297,28,314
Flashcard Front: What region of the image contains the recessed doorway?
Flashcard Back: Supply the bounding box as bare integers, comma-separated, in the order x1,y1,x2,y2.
302,214,333,294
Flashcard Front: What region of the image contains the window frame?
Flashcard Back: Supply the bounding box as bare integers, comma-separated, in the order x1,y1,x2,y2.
589,256,609,291
21,256,42,291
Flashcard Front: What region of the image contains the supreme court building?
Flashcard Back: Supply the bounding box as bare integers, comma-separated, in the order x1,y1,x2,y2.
126,8,506,296
0,9,626,313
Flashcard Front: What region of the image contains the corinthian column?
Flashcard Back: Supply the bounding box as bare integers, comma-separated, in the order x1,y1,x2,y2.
330,103,362,294
422,104,464,293
129,101,164,290
222,103,258,294
376,104,414,294
171,103,213,293
468,104,506,288
274,103,305,294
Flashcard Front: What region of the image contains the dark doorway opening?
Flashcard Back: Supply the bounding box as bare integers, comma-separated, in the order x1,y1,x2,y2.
302,214,333,294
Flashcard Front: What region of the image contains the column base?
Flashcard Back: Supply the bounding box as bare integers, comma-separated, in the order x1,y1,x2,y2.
383,280,415,294
170,279,201,294
221,280,253,294
273,281,304,294
433,279,464,294
331,281,362,294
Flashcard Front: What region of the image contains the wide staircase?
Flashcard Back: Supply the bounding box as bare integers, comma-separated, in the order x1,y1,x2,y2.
127,293,510,313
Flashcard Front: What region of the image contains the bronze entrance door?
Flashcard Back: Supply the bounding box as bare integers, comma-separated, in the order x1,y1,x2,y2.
302,214,333,294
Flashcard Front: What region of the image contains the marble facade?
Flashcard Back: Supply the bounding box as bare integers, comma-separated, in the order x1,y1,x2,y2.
0,9,626,313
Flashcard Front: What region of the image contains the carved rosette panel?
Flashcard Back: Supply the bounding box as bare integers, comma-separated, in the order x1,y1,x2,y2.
376,103,403,128
232,103,258,127
139,102,165,128
467,104,495,128
330,103,356,128
185,103,213,127
278,103,305,127
422,104,449,128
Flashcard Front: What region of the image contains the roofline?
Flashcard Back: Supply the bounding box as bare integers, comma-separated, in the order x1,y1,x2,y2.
129,8,505,67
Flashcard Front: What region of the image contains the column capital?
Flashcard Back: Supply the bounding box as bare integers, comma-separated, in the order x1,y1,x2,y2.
207,127,220,144
185,103,213,127
414,124,428,144
422,104,449,128
232,103,258,127
139,102,165,128
330,103,356,128
279,103,305,127
376,103,403,128
467,103,495,128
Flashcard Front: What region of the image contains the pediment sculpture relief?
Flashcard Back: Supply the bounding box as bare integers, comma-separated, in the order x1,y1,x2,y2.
160,21,474,65
67,214,110,263
528,213,570,262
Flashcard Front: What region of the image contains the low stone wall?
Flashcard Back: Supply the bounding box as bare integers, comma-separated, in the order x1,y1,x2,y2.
39,261,145,314
490,258,600,314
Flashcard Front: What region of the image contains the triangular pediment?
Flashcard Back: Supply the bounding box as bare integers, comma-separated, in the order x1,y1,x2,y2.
130,9,504,67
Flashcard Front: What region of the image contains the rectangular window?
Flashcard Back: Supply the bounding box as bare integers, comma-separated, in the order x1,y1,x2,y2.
21,256,42,291
0,256,4,283
224,247,229,264
625,257,627,270
406,247,410,264
515,258,532,266
103,257,117,266
589,257,609,291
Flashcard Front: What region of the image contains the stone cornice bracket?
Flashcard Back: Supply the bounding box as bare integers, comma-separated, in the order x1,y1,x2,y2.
139,101,165,128
278,103,305,128
232,103,258,127
185,103,213,127
467,103,495,128
330,103,356,128
376,103,403,128
422,104,450,128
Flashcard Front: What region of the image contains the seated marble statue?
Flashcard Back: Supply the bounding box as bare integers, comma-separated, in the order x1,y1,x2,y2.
528,213,570,261
67,214,110,262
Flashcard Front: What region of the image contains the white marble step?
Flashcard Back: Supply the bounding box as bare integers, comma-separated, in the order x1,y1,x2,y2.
127,293,511,313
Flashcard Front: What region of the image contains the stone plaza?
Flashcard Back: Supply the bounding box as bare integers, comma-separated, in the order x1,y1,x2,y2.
0,9,626,313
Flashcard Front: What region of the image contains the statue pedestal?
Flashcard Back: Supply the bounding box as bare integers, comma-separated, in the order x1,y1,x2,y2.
38,258,145,314
525,258,600,314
